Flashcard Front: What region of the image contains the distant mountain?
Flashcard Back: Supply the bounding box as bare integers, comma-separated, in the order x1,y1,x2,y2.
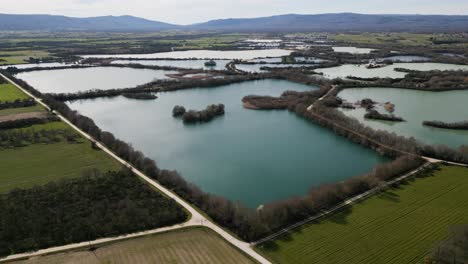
0,13,467,32
192,13,468,32
0,14,178,31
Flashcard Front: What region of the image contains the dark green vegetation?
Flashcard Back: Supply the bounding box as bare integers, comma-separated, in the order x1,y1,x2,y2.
0,170,187,257
0,98,36,111
178,104,225,124
423,120,468,130
11,228,255,264
122,92,157,100
364,109,405,122
0,115,59,129
257,165,468,264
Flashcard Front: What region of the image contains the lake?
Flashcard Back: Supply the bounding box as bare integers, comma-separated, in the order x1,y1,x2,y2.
68,79,387,207
81,49,292,60
15,67,177,93
315,63,468,79
111,59,230,71
338,87,468,148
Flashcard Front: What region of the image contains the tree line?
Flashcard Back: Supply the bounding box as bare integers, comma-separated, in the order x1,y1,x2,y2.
0,99,36,110
423,120,468,130
339,70,468,92
0,169,187,257
0,126,80,149
0,115,60,130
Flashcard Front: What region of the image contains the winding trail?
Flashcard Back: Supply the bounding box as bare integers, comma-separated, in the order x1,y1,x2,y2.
0,72,271,264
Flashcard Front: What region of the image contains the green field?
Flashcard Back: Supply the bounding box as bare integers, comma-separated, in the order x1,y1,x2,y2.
0,83,29,101
0,50,50,65
13,227,255,264
0,140,120,193
257,165,468,264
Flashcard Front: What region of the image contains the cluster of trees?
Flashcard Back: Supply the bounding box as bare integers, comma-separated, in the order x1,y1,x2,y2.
364,109,405,122
0,169,187,257
427,225,468,264
122,92,157,100
0,98,36,110
51,86,161,101
174,104,225,124
0,127,80,148
0,116,60,130
3,65,92,75
423,120,468,130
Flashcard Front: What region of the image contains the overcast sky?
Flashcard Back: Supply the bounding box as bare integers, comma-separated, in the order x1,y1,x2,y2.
0,0,466,24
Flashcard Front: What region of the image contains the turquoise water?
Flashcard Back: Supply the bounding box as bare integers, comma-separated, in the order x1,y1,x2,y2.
15,67,177,93
68,80,388,207
339,87,468,148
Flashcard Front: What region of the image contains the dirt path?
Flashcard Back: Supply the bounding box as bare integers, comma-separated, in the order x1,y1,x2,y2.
0,72,271,264
0,111,46,122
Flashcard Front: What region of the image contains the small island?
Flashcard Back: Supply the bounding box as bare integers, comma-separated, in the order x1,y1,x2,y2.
423,120,468,130
172,104,225,124
204,60,217,67
364,109,405,122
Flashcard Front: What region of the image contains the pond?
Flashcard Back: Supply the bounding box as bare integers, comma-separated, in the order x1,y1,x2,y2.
111,59,230,71
338,87,468,148
15,67,178,93
81,49,292,60
68,79,387,207
315,63,468,79
332,47,376,54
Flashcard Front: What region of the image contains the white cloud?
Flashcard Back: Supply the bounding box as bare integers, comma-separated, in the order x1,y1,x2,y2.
0,0,466,24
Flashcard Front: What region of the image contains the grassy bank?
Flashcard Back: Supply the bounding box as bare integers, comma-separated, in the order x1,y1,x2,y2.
257,165,468,264
0,83,29,101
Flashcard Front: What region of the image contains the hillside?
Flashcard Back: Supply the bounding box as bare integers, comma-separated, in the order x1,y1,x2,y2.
0,13,467,32
193,13,468,32
0,14,178,31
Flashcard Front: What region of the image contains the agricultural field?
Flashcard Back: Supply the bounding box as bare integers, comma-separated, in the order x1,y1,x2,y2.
256,165,468,264
12,227,255,264
0,83,29,101
0,50,50,65
0,140,120,193
0,105,44,117
0,80,120,192
330,32,440,46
